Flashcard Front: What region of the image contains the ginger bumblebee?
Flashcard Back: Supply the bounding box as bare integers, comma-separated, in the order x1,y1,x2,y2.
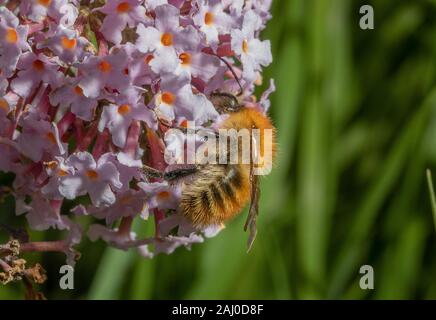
144,92,276,250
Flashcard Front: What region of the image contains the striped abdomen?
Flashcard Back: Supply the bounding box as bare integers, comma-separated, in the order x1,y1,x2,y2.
179,164,250,227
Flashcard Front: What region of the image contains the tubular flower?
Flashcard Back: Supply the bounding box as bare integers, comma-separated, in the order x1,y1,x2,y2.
0,1,274,265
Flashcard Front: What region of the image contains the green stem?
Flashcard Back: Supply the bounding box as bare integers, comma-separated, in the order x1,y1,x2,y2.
426,169,436,232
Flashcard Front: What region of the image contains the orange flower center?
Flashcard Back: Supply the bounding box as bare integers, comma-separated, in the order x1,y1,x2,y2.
74,86,83,96
180,119,188,128
58,169,69,177
45,161,58,170
98,60,112,73
61,36,77,50
120,195,132,205
160,33,173,46
5,28,18,44
117,104,131,115
0,98,9,113
161,92,175,105
86,170,99,180
38,0,52,7
116,2,131,13
179,52,191,65
242,40,249,54
144,54,154,65
32,60,45,71
204,12,214,25
46,132,57,144
157,191,170,199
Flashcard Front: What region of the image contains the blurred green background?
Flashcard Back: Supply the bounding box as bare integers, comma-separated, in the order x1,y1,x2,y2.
2,0,436,299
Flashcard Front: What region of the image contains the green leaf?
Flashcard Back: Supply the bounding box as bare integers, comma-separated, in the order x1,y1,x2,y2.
87,247,135,300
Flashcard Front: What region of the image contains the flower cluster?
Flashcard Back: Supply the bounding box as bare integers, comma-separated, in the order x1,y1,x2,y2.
0,0,273,264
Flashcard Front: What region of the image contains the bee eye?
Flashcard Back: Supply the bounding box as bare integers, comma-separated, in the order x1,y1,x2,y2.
209,92,241,114
228,96,239,110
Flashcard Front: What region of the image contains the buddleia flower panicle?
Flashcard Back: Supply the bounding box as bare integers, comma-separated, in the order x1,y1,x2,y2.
0,0,274,263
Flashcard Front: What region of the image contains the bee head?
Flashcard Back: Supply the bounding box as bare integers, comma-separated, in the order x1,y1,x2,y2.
209,92,242,114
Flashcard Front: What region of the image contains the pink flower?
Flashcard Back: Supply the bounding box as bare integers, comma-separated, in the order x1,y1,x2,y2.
252,0,273,21
152,73,218,124
136,4,200,74
17,193,64,230
121,43,157,86
42,25,90,63
136,4,181,53
60,152,122,206
42,156,75,200
172,29,220,81
97,0,149,45
49,78,98,121
138,181,181,210
145,0,169,10
154,233,203,255
222,0,244,15
99,88,157,147
88,224,136,250
85,188,149,224
78,49,130,98
0,142,19,173
0,77,8,95
260,79,275,112
158,213,196,236
203,64,239,94
16,193,82,265
192,0,233,46
11,52,63,98
231,10,272,81
0,7,30,77
15,113,65,162
100,152,145,193
0,91,18,118
19,0,78,26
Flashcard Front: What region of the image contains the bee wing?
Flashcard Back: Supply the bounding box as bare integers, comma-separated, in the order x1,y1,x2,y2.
244,162,260,252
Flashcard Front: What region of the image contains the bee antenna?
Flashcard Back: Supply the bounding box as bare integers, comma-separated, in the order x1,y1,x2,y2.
214,54,244,96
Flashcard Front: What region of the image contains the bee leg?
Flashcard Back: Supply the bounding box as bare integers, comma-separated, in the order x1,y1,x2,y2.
245,168,260,252
143,164,199,182
176,127,220,142
142,165,164,179
163,165,199,182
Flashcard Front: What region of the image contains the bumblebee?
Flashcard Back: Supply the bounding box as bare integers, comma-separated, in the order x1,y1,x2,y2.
144,92,276,250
